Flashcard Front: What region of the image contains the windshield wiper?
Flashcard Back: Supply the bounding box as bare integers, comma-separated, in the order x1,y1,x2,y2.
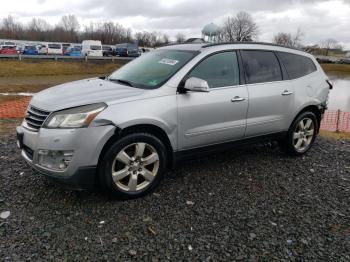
109,78,134,87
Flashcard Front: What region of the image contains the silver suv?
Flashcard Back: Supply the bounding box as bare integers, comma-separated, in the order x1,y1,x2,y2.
17,42,331,198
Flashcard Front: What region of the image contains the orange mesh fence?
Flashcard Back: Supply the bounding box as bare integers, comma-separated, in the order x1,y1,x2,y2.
0,97,31,118
0,97,349,133
321,110,350,132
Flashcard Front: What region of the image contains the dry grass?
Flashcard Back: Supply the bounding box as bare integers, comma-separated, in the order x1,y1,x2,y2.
0,60,123,77
321,63,350,77
319,130,350,140
0,118,21,135
0,60,125,93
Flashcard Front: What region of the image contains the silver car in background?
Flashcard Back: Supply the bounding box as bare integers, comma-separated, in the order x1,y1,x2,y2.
16,42,331,198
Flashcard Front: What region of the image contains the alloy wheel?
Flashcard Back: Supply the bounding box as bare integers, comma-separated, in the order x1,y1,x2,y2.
111,142,160,192
293,117,315,152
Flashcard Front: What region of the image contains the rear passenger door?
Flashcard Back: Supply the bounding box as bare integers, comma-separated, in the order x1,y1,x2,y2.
241,50,295,137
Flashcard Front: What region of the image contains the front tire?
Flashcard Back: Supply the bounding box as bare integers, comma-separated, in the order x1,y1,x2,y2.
99,133,167,199
279,111,318,156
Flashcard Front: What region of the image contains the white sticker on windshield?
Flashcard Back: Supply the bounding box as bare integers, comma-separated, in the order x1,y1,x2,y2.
158,58,179,66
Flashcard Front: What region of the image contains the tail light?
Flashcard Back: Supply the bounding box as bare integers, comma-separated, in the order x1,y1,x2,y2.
326,80,333,90
46,48,48,54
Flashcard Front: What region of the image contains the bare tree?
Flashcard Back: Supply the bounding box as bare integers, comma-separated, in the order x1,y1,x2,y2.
175,33,186,44
273,28,304,47
162,33,170,45
60,15,80,42
0,15,23,39
27,18,51,41
320,38,342,56
222,11,258,42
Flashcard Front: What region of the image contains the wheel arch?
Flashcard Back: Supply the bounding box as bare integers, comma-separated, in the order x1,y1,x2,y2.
97,124,175,171
291,104,322,132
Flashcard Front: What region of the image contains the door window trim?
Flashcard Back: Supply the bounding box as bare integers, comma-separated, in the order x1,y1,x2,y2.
239,49,285,85
178,50,244,92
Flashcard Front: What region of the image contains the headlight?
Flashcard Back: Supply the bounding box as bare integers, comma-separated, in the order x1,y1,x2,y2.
43,103,107,128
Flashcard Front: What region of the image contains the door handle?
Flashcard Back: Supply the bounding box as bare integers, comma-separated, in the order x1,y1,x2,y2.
231,96,246,102
281,90,294,96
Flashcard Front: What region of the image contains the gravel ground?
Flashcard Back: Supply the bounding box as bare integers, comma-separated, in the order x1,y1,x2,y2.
0,135,349,261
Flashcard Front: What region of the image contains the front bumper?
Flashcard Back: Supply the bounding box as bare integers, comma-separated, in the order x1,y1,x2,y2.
16,124,116,189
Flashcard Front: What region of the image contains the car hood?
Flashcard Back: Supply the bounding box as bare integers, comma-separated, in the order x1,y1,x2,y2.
30,78,145,111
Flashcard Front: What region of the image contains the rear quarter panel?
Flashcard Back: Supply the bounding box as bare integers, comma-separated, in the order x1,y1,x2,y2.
288,63,329,125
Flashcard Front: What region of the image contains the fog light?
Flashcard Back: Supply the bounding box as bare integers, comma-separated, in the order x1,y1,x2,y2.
37,150,74,171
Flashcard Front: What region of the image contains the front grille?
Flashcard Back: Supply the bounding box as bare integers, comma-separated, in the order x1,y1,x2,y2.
24,105,51,131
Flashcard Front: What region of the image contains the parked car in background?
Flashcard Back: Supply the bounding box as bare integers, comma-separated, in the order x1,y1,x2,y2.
82,40,103,57
23,45,38,55
115,43,139,57
62,43,71,54
0,46,18,55
102,45,116,56
38,44,47,55
64,46,82,57
16,45,24,54
47,43,63,55
338,58,350,64
3,41,16,46
16,42,330,199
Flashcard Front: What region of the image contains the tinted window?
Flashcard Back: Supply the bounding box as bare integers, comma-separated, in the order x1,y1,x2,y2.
188,52,240,88
48,44,61,49
278,52,317,79
241,50,282,84
90,45,101,50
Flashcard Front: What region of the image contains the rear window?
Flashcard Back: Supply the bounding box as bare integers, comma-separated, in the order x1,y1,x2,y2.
48,44,61,49
278,52,317,79
102,46,111,51
90,45,101,50
241,50,282,84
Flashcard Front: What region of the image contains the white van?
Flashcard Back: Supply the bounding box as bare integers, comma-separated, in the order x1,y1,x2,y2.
47,43,63,55
81,40,103,57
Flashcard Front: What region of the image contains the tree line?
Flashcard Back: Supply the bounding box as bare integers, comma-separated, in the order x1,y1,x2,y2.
0,15,172,47
0,13,344,53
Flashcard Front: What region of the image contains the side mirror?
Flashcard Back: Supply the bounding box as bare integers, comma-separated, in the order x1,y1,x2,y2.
184,77,210,92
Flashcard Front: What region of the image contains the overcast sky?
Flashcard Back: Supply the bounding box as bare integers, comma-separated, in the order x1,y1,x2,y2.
1,0,350,49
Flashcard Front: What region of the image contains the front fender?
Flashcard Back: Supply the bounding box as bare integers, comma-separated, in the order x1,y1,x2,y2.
97,95,178,149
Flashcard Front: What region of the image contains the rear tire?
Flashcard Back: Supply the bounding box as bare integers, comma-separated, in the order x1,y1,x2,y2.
279,111,318,156
99,133,167,199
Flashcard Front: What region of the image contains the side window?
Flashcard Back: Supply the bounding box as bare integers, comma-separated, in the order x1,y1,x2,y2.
241,50,282,84
278,52,317,79
188,51,240,88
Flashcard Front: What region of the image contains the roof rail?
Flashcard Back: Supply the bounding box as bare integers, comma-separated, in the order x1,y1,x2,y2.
160,41,210,47
202,41,304,52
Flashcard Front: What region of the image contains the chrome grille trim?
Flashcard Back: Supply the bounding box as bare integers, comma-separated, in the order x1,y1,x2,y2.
24,105,51,131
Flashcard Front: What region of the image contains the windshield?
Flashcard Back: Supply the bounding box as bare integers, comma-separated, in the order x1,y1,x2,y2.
108,49,197,89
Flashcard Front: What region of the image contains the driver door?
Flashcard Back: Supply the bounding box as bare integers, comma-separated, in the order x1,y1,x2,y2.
177,51,248,150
